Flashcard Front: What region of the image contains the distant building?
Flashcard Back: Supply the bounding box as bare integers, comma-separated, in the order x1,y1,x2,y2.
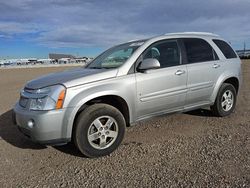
0,54,92,67
58,58,71,64
49,53,92,64
49,53,75,61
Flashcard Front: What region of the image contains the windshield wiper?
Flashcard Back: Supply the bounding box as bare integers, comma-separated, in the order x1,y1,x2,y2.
102,67,116,69
88,67,104,69
88,66,116,69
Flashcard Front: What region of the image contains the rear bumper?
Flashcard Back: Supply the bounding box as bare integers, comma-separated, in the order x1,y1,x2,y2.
13,103,70,145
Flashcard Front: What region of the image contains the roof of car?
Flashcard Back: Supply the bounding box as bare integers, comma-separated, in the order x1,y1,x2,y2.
164,32,220,37
126,32,221,45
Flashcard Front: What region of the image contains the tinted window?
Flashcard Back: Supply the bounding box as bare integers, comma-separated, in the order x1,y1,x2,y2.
213,39,237,59
143,40,180,68
183,38,218,63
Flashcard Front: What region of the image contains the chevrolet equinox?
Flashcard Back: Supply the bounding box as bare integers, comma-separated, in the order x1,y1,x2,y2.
13,32,242,157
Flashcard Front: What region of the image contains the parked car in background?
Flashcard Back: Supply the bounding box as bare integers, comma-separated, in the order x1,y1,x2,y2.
237,50,250,59
13,32,242,157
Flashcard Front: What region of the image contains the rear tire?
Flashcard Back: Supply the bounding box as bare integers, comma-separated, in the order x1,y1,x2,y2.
74,103,126,158
211,83,236,117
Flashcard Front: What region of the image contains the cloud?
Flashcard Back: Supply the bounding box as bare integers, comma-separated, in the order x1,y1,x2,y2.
0,0,249,48
36,25,149,48
0,22,39,34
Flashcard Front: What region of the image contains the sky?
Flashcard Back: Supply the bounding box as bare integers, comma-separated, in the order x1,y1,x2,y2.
0,0,250,59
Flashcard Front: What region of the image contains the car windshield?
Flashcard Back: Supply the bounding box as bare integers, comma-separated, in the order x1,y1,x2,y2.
86,40,145,69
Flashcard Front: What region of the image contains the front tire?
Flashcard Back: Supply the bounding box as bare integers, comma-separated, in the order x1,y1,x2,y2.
211,83,237,117
74,103,126,158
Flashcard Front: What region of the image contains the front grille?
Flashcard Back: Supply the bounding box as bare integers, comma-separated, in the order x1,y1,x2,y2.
19,96,29,108
19,87,34,108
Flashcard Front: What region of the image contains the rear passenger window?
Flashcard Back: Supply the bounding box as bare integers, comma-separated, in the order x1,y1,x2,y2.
183,38,218,63
213,39,237,59
143,40,180,68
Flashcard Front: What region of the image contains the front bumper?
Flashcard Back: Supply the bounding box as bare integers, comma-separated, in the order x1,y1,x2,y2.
13,103,70,145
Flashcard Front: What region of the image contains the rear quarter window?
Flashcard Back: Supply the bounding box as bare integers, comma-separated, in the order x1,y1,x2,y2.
213,39,237,59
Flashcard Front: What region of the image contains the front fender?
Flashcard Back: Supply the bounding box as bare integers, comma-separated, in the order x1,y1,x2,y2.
63,75,136,138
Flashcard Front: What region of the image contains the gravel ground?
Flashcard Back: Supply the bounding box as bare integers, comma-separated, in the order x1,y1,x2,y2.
0,62,249,187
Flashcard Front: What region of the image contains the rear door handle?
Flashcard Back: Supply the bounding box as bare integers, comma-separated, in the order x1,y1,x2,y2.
213,64,220,68
175,70,185,75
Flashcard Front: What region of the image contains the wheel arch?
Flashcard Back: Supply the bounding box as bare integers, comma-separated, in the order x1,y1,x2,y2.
68,94,131,140
211,75,239,102
223,77,239,94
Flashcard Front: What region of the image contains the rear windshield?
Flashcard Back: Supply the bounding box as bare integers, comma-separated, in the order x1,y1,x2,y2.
213,39,237,59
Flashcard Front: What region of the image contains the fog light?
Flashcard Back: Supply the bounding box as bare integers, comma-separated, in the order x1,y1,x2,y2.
27,119,35,128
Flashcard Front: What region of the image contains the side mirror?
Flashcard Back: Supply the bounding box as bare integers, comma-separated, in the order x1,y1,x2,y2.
137,58,160,72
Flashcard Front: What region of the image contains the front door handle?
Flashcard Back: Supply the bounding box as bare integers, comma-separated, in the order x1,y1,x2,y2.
213,64,220,68
175,70,185,75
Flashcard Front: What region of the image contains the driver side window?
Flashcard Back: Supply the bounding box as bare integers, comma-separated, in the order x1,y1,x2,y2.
143,40,181,68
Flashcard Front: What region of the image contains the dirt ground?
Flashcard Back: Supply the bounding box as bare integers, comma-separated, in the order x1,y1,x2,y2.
0,62,249,187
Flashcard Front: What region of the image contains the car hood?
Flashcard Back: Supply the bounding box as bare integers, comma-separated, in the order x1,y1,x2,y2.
25,67,118,89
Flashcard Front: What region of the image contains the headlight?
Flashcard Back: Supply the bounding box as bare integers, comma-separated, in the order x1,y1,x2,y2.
29,85,66,111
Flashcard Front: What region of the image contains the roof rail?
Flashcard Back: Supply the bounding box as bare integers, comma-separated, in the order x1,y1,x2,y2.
164,32,219,37
127,39,140,42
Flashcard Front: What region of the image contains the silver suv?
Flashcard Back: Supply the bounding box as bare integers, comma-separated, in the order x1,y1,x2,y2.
13,32,242,157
